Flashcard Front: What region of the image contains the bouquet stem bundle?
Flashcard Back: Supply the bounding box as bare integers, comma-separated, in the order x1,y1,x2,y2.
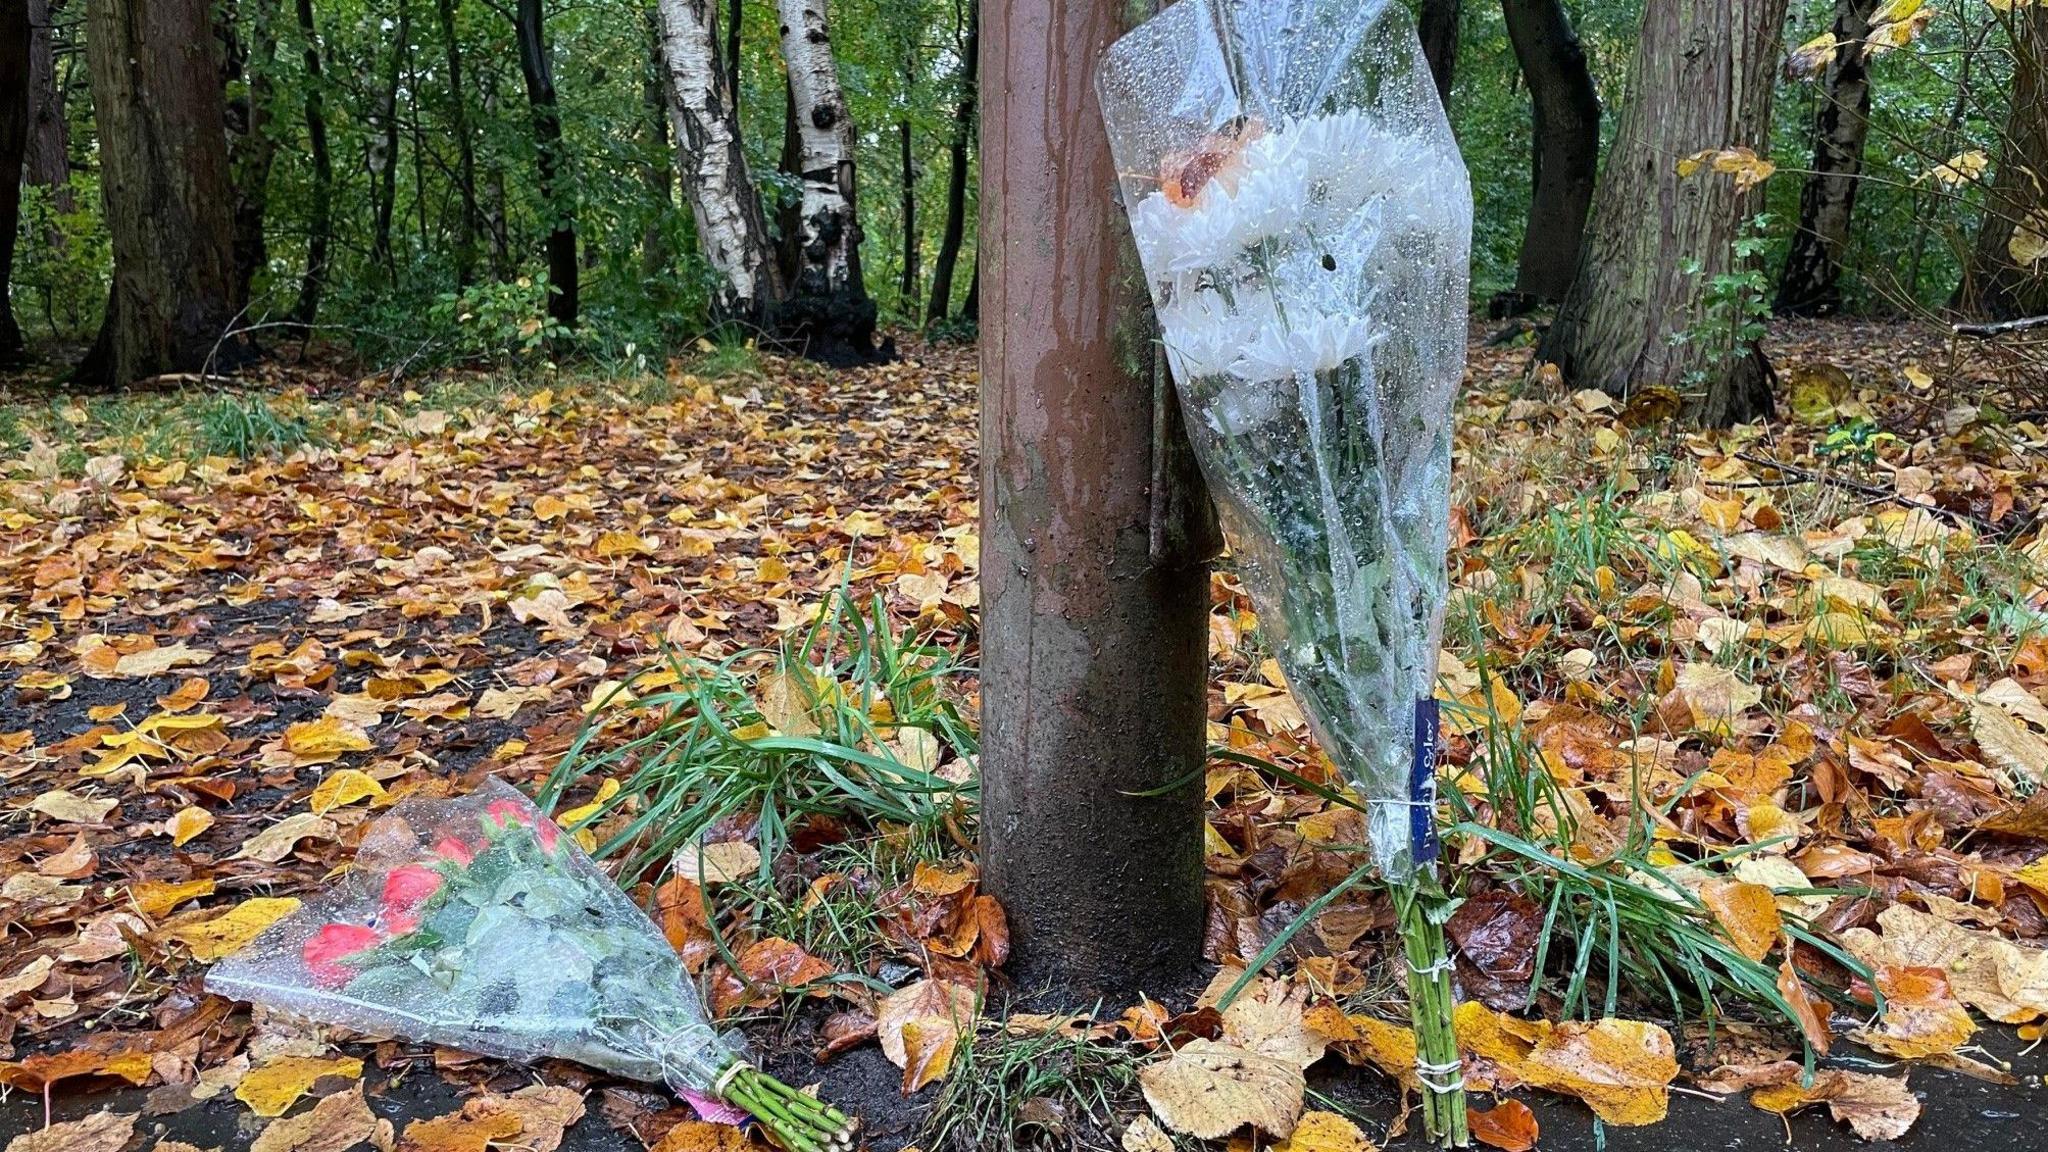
1394,880,1468,1146
719,1064,858,1151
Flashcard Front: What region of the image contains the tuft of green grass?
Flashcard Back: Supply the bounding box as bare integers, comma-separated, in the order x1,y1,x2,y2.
196,392,316,460
690,333,764,381
922,1026,1139,1152
538,588,977,884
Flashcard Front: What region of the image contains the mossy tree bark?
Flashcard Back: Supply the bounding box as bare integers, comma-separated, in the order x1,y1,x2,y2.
1540,0,1786,427
1955,6,2048,321
76,0,243,387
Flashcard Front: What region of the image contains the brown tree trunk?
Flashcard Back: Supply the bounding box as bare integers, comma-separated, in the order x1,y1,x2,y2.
228,0,283,312
1775,0,1879,317
25,0,70,204
898,119,919,305
1539,0,1784,427
514,0,578,327
1956,6,2048,321
726,0,742,115
979,0,1214,999
76,0,242,386
927,0,976,326
1502,0,1600,306
775,0,877,359
1418,0,1460,111
371,0,410,280
959,260,977,321
292,0,333,326
642,9,675,283
435,0,479,285
1,3,28,358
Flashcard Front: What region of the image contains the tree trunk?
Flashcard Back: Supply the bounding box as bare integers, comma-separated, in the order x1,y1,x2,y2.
642,9,676,283
1956,6,2048,321
25,0,70,204
1502,0,1600,306
1775,0,1879,317
435,0,479,285
726,0,742,116
371,0,410,280
980,0,1215,999
656,0,784,324
1539,0,1784,427
293,0,333,326
75,0,242,386
776,0,878,360
229,0,283,312
514,0,578,327
927,0,976,325
959,260,977,321
776,77,803,287
480,64,514,279
1,3,28,358
898,119,919,305
1418,0,1459,111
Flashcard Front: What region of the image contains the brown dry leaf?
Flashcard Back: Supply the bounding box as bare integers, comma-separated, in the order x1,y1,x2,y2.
466,1085,585,1152
165,896,301,961
236,1054,365,1117
251,1082,385,1152
758,667,825,736
231,812,339,863
878,978,978,1068
1220,980,1327,1071
1970,698,2048,786
1121,1114,1176,1152
1841,904,2048,1023
398,1108,525,1152
28,789,119,824
1516,1018,1677,1126
1138,1037,1306,1140
0,1044,153,1092
0,955,54,999
1674,664,1762,735
1468,1099,1539,1152
1777,956,1833,1056
2,1110,136,1152
1851,966,1975,1059
672,840,761,884
736,937,834,995
1750,1069,1920,1141
901,1013,961,1092
79,637,213,679
651,1121,761,1152
1699,880,1781,963
1271,1110,1374,1152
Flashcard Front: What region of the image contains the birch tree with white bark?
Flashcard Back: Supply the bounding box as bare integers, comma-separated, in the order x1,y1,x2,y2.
776,0,879,357
655,0,783,325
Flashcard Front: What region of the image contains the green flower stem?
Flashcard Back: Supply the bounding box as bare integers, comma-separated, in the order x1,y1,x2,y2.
1395,878,1468,1148
719,1064,855,1151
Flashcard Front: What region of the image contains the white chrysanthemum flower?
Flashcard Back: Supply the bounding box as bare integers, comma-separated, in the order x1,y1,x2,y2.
1231,313,1381,382
1157,289,1273,379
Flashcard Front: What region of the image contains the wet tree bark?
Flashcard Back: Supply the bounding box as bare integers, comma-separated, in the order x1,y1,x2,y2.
514,0,578,327
435,0,479,286
1501,0,1600,307
898,119,919,305
927,0,976,326
980,0,1215,999
1540,0,1785,427
726,0,742,115
959,261,978,321
372,0,410,281
642,10,676,283
1775,0,1879,317
292,0,333,326
656,0,784,325
228,0,283,312
25,0,70,205
76,0,242,386
1,3,27,359
776,0,879,360
1956,5,2048,321
1418,0,1459,111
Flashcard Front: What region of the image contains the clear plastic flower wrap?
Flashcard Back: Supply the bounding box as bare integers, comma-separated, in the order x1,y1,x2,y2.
208,778,855,1151
1100,1,1473,1142
1100,0,1471,884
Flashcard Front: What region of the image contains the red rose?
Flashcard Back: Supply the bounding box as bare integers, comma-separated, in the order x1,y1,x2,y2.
303,923,383,988
380,865,443,934
432,836,478,866
484,798,560,853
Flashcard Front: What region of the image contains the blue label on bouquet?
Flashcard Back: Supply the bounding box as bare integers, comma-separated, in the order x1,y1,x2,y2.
1411,698,1441,864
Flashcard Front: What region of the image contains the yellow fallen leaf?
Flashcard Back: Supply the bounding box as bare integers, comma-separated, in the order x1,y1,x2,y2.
557,778,622,852
878,979,978,1069
236,1055,364,1117
901,1014,960,1092
251,1082,382,1152
280,716,375,763
1139,1037,1305,1140
165,805,215,846
1272,1110,1373,1152
672,840,761,884
1517,1018,1677,1126
310,768,387,815
167,896,301,961
231,812,339,863
1699,879,1782,963
1751,1069,1919,1140
130,877,216,919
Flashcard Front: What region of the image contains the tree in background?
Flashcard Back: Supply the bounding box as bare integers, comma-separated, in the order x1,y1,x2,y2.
1776,0,1882,317
292,0,334,326
777,0,879,359
925,0,977,326
1499,0,1600,311
1419,0,1460,109
657,0,784,327
228,0,284,312
514,0,578,328
76,0,242,387
1,3,28,361
25,0,70,208
1541,0,1786,426
1956,4,2048,321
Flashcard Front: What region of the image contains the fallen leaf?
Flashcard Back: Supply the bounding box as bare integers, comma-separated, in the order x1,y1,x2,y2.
1272,1110,1373,1152
650,1121,759,1152
131,876,216,919
1700,880,1781,963
1517,1018,1677,1126
28,789,119,824
0,1045,153,1092
1122,1114,1176,1152
310,769,387,814
1139,1037,1305,1140
1841,904,2048,1023
672,840,761,884
237,1055,365,1117
1851,966,1975,1059
878,979,978,1068
166,896,301,961
1469,1098,1539,1152
231,812,339,863
2,1110,136,1152
165,805,215,846
1750,1069,1919,1141
901,1013,960,1092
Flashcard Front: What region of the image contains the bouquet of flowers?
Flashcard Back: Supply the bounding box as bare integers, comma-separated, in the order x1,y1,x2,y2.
1099,0,1473,1143
208,778,853,1152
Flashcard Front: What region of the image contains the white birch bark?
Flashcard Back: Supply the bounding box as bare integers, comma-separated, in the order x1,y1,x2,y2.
776,0,865,298
655,0,781,319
